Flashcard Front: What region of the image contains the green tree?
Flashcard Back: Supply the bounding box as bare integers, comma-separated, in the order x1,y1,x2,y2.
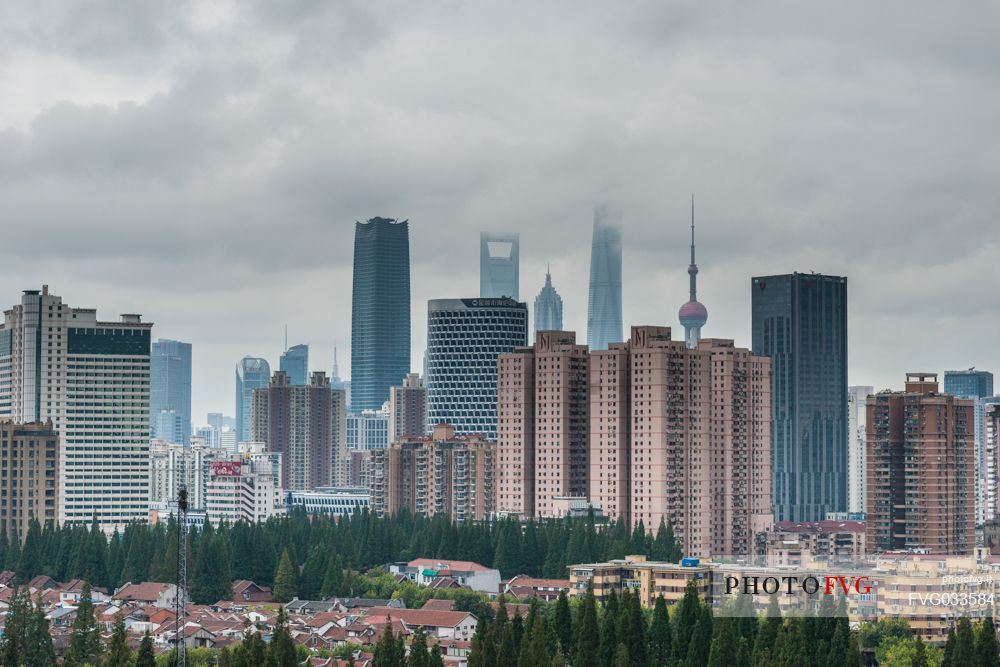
708,617,740,667
374,620,406,667
614,643,630,667
624,588,648,667
64,582,102,667
954,617,976,667
498,624,519,667
0,588,30,667
977,617,1000,667
684,604,713,667
429,644,445,667
270,607,298,667
518,609,550,667
104,613,133,667
136,631,157,667
912,635,929,667
573,585,599,667
673,580,702,665
408,628,430,667
554,590,573,657
272,548,299,603
321,552,344,598
649,595,673,667
598,589,620,666
23,593,56,667
752,597,781,667
189,532,233,604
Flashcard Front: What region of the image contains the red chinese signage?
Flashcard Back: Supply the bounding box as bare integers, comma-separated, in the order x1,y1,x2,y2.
211,461,242,477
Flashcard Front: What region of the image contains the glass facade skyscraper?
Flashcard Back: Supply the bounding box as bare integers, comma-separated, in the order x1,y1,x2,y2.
480,232,520,300
150,339,192,444
235,356,270,443
944,369,994,399
351,218,411,411
426,298,528,439
752,273,848,522
944,368,994,524
533,268,563,338
586,207,623,351
280,343,309,385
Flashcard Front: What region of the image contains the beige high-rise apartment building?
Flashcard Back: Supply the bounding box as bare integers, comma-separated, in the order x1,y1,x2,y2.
500,326,770,556
0,421,59,540
370,423,495,522
389,373,427,443
497,331,589,518
618,327,772,557
866,373,975,555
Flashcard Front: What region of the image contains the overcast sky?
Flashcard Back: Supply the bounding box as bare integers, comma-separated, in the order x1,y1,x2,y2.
2,1,999,422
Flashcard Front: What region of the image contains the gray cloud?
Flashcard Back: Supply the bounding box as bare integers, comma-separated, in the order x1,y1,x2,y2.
1,1,999,420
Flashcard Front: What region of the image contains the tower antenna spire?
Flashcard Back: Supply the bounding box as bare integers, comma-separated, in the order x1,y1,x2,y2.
679,193,707,349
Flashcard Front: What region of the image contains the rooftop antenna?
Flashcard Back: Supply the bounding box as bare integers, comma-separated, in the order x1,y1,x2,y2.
689,194,697,301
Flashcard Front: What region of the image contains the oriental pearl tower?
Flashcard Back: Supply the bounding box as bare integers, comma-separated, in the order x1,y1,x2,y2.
678,196,708,349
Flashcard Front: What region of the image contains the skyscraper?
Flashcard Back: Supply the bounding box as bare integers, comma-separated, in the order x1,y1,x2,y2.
0,421,59,540
251,371,347,490
150,339,192,444
235,356,270,443
847,385,873,515
678,198,708,349
752,272,848,522
279,343,309,385
586,206,623,351
944,368,994,524
352,217,411,411
480,232,520,300
867,374,974,554
0,286,152,530
533,267,563,337
426,298,528,440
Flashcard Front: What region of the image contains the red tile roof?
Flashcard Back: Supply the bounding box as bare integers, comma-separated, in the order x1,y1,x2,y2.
408,559,491,573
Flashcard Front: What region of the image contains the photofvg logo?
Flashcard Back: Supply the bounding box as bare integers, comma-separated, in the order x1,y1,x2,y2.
723,574,872,596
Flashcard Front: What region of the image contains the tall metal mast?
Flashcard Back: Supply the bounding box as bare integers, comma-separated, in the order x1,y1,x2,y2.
175,484,188,667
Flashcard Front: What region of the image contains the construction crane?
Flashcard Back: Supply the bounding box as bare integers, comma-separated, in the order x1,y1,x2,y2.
175,485,188,667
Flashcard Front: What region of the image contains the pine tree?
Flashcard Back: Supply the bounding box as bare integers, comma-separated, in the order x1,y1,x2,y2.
683,604,713,667
105,613,133,667
23,593,56,667
429,644,445,667
64,582,103,667
374,620,405,667
614,643,630,667
554,590,573,657
190,533,233,604
943,626,956,667
518,610,550,667
708,617,739,667
270,607,298,667
272,548,299,603
16,519,42,582
136,631,156,667
598,589,620,666
409,628,430,667
751,597,781,667
912,635,929,667
498,624,519,667
321,552,344,598
573,585,599,667
625,588,649,667
300,544,327,600
649,595,673,667
672,580,701,664
955,617,976,666
977,617,1000,667
826,621,851,667
0,588,30,667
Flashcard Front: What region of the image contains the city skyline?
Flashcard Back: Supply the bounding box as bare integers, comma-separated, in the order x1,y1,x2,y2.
1,3,997,422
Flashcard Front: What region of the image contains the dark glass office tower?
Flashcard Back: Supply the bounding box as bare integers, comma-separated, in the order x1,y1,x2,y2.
351,218,411,411
752,273,848,522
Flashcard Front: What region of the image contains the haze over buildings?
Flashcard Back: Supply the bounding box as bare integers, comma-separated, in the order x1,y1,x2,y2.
586,207,623,352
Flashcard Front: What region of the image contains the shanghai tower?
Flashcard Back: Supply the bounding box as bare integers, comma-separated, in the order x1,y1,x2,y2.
351,218,411,411
586,206,623,351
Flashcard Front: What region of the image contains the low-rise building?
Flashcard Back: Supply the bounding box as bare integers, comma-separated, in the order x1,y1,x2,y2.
757,520,867,564
568,555,712,606
285,487,369,517
204,452,285,526
389,558,501,594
